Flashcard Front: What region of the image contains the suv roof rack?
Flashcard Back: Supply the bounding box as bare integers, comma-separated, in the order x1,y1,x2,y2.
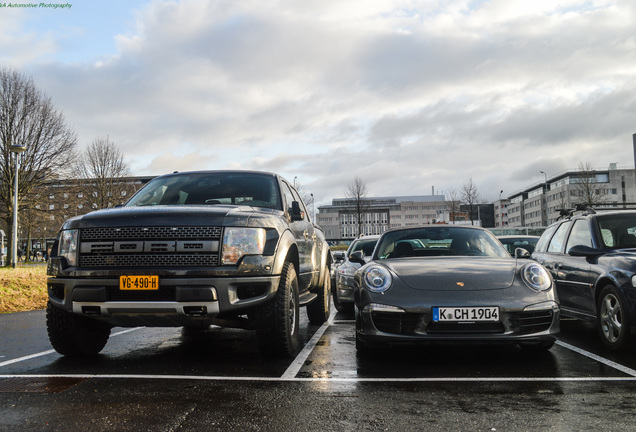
556,204,597,220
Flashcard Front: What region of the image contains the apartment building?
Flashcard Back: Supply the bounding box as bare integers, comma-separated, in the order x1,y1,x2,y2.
317,195,449,242
507,164,636,228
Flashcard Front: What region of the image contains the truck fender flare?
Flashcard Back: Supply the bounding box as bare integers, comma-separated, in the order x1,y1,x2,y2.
272,230,299,276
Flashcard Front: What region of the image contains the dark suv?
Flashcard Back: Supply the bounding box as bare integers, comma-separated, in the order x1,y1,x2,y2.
46,170,332,358
532,209,636,350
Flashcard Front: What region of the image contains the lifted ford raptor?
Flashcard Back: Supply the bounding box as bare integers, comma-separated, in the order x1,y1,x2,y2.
46,170,332,358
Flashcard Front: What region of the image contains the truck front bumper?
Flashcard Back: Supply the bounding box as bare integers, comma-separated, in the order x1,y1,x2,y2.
47,275,281,327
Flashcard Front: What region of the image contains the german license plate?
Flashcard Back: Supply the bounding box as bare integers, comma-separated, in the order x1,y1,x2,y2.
433,306,499,322
120,275,159,290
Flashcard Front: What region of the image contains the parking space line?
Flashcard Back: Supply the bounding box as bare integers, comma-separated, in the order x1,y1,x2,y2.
281,310,336,380
556,340,636,377
1,374,636,383
0,328,143,369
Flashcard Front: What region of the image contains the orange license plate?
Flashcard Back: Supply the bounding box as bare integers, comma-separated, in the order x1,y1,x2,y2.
120,275,159,290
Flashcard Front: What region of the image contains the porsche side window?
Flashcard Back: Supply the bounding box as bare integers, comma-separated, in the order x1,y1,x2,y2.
547,221,572,253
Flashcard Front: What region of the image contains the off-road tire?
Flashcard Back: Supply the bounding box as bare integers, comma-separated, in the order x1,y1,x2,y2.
307,267,331,325
46,301,111,357
597,285,630,351
253,262,300,358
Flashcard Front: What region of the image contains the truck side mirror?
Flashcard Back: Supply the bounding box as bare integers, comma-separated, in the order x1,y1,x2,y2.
290,201,305,221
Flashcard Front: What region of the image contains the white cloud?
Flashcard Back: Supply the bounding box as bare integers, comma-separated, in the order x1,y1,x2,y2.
3,0,635,204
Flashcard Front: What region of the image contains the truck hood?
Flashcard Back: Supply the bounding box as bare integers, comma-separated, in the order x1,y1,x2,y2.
62,205,283,229
380,257,517,291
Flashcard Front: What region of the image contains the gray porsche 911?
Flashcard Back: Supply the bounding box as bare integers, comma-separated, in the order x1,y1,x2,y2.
352,225,559,352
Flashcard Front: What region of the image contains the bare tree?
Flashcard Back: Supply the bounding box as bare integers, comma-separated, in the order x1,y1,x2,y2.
446,187,462,224
76,137,131,210
573,162,609,208
461,177,481,225
345,176,369,237
0,68,77,265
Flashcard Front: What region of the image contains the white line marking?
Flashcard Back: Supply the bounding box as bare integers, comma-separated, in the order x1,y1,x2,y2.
0,328,143,369
1,374,636,383
3,327,636,384
0,350,57,368
556,340,636,377
281,310,336,379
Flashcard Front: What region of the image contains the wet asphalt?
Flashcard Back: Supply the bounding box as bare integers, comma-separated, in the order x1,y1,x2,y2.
1,309,636,431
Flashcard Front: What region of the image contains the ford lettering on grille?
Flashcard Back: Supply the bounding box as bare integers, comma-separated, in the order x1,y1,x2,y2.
78,227,221,268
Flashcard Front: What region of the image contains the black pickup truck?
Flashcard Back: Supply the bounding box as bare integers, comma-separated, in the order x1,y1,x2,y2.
46,170,332,357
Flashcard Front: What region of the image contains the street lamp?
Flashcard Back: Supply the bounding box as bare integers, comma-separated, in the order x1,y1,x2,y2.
499,190,503,229
540,170,548,226
10,144,26,268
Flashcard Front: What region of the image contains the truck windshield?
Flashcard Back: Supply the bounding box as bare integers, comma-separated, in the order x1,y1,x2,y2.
126,172,283,210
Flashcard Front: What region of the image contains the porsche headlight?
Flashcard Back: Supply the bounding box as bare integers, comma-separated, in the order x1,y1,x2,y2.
521,263,552,291
363,266,392,293
222,228,266,265
59,229,79,267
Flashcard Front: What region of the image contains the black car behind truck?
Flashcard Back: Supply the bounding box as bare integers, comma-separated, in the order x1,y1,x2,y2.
46,170,332,358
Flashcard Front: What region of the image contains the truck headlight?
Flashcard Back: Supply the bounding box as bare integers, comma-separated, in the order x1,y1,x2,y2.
222,228,266,265
59,229,78,267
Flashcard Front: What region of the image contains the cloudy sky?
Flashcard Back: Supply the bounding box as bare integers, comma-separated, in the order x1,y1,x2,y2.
1,0,635,206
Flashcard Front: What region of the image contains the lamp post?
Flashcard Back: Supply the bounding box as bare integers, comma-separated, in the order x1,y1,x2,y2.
540,170,548,226
499,190,503,229
10,144,26,268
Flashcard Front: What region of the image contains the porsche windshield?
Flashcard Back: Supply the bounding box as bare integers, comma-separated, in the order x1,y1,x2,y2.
375,227,509,259
126,172,283,210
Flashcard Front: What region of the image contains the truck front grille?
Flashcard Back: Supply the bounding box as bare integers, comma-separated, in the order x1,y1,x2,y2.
81,226,222,240
79,226,221,268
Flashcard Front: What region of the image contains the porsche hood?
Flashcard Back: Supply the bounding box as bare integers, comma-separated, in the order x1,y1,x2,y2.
379,257,517,291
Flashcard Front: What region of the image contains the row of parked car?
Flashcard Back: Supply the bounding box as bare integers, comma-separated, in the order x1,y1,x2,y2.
333,209,636,352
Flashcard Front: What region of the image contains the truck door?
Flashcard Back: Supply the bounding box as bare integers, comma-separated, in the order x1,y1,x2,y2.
280,181,313,290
